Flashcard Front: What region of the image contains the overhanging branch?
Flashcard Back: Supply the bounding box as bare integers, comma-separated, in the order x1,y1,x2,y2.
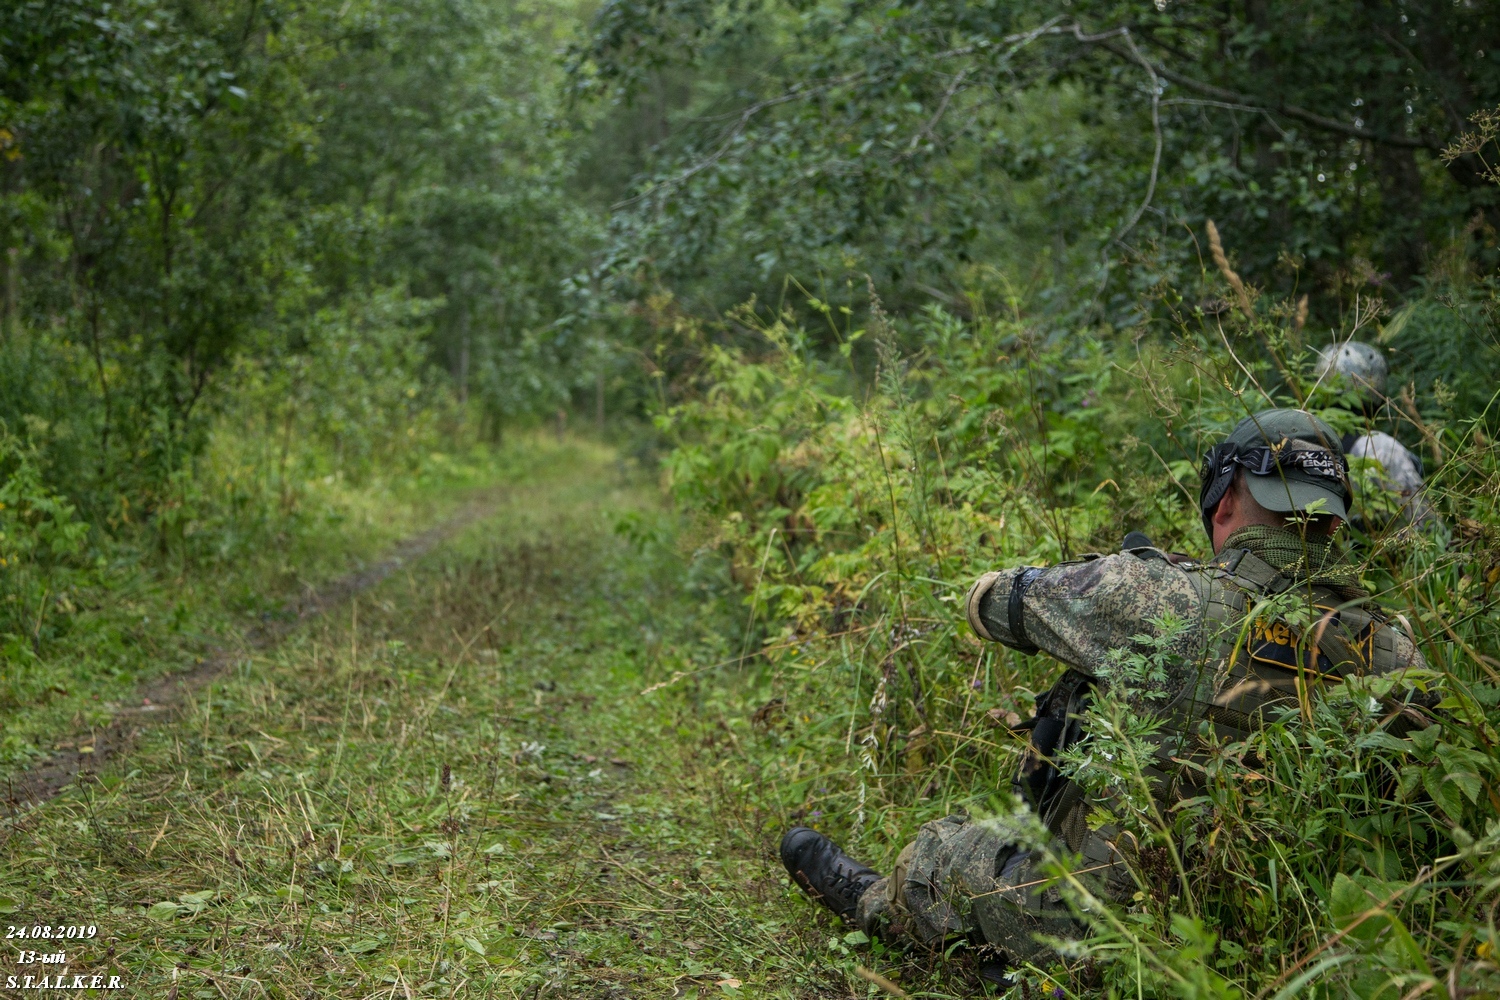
613,16,1446,216
612,16,1079,210
1093,36,1441,151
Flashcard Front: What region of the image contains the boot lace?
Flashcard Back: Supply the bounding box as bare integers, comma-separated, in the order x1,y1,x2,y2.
802,856,871,906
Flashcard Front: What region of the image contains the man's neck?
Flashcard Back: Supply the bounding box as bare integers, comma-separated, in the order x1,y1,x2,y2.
1221,524,1360,592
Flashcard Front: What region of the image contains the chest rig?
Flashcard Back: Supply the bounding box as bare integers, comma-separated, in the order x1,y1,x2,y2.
1017,546,1414,837
1174,546,1408,737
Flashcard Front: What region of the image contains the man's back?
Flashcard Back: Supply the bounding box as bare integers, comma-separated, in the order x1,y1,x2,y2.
968,527,1424,711
970,524,1425,840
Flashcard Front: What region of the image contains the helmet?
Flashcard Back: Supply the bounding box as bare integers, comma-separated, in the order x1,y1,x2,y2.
1315,341,1388,397
1198,408,1351,540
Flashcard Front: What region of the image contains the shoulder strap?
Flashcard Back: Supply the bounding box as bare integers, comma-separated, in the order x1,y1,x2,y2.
1304,586,1403,677
1207,548,1292,596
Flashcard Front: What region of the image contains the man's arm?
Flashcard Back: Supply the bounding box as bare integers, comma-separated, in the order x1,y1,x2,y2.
964,553,1205,678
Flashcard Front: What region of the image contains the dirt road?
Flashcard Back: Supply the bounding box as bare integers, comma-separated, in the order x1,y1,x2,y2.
0,443,950,997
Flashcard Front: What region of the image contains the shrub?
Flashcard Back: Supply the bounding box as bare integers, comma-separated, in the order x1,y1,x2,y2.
657,275,1500,996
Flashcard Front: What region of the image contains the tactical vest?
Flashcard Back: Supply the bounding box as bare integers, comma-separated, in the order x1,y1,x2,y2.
1018,545,1419,837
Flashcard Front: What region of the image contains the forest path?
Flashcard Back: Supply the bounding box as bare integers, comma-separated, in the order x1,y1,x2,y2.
7,486,509,810
0,441,926,999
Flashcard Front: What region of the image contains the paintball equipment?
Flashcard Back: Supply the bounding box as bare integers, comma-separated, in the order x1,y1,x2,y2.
1316,341,1388,399
1198,409,1351,540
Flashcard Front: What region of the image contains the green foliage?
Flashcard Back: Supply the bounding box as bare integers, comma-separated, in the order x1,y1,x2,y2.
0,0,622,752
0,0,604,531
5,0,1500,993
655,264,1500,994
225,291,451,481
0,434,86,566
0,432,87,686
574,0,1500,325
1384,283,1500,422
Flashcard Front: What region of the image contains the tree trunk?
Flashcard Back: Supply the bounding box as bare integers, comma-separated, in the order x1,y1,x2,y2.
4,247,17,341
595,371,605,433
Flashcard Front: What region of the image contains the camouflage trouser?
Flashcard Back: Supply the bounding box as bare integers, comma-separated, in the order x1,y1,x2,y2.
854,812,1134,964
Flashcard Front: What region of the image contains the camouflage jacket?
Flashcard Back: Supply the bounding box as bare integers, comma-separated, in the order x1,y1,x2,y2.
964,530,1426,733
964,529,1427,829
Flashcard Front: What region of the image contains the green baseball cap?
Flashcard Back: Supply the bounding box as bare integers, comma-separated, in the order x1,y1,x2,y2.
1220,408,1350,520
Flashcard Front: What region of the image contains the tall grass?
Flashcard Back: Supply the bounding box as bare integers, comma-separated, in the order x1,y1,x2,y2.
649,264,1500,995
0,294,492,772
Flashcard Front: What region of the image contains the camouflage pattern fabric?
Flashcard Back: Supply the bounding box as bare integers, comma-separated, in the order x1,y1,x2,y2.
967,533,1423,709
970,548,1206,715
855,813,1136,963
869,528,1426,961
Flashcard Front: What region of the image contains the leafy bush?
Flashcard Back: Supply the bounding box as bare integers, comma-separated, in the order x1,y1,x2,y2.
0,431,87,709
656,274,1500,995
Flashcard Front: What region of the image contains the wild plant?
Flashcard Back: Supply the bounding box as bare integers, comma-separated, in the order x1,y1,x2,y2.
658,253,1500,995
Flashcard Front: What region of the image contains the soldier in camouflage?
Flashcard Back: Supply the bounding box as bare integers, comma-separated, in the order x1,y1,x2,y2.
1315,341,1432,527
779,408,1426,969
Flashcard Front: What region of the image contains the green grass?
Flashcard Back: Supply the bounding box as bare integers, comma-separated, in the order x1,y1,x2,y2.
3,439,993,998
11,431,1497,999
0,442,523,775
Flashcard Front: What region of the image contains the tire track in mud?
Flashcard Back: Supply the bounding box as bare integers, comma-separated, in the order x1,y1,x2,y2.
2,489,504,816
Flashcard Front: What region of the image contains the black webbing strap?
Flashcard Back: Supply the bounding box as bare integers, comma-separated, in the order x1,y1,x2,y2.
1008,567,1043,654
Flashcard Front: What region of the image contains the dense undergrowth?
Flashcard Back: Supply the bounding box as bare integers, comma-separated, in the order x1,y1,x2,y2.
0,308,507,773
10,0,1500,995
649,255,1500,996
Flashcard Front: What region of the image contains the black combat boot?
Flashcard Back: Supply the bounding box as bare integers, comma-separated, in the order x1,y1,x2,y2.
779,826,881,921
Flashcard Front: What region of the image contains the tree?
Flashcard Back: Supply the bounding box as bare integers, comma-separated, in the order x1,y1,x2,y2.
572,0,1500,324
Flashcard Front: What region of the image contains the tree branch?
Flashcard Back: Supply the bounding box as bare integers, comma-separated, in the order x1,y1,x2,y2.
1098,37,1442,151
612,17,1079,210
900,68,971,159
609,84,819,210
1089,27,1163,307
1160,98,1291,140
611,14,1446,220
1105,30,1163,254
